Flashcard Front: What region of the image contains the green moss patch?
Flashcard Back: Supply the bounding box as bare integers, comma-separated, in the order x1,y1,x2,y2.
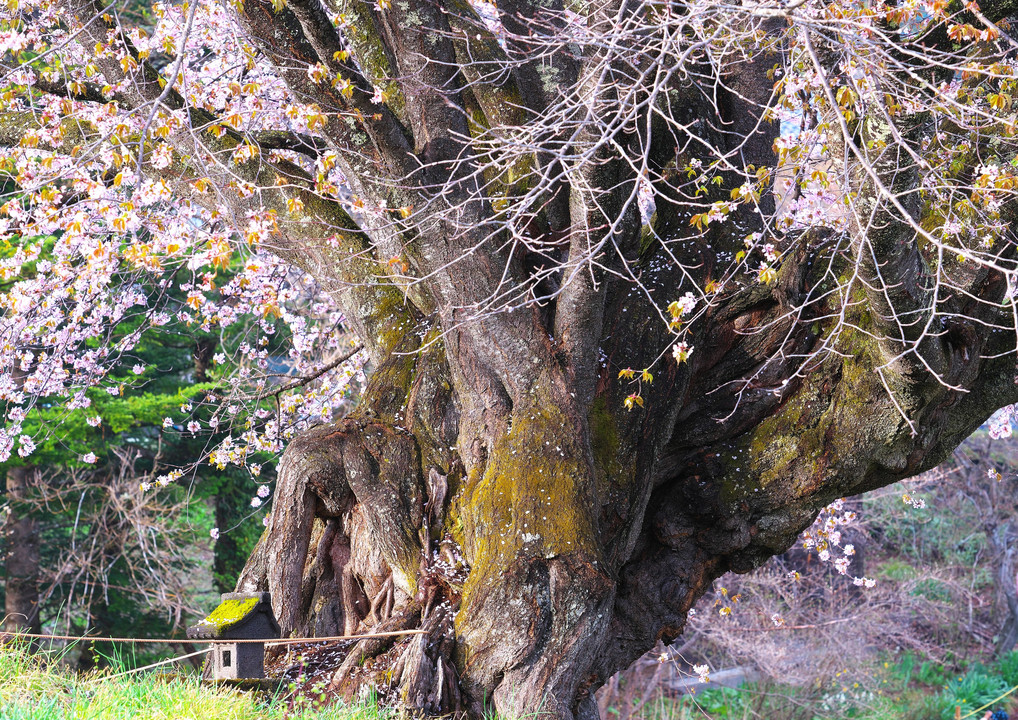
192,597,260,638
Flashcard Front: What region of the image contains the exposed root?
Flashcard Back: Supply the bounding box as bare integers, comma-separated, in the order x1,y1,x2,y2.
393,608,460,714
322,544,464,714
366,574,395,626
330,607,421,692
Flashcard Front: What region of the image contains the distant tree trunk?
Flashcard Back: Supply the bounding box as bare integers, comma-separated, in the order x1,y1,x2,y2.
193,337,217,383
194,335,254,595
213,477,261,594
992,525,1018,658
3,466,41,637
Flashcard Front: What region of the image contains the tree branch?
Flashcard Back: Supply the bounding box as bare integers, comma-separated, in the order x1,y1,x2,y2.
234,0,418,183
253,343,364,402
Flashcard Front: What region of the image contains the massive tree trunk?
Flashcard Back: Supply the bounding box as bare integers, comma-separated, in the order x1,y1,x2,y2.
214,2,1018,716
233,246,1018,718
27,0,1018,716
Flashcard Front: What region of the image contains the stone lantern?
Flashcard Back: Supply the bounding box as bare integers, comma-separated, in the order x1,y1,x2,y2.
187,592,280,680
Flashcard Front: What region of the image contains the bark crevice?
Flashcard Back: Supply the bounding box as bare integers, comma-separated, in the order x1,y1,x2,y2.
240,258,1018,718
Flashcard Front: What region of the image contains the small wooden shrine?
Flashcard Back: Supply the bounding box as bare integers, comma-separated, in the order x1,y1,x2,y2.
187,592,279,680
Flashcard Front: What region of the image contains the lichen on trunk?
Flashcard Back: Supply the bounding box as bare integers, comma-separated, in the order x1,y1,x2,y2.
238,235,1018,719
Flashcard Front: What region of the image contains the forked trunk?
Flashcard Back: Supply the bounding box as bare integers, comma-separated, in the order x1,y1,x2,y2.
11,0,1018,712
237,259,1017,719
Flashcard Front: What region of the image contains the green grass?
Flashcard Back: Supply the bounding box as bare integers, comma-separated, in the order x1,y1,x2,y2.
7,640,1018,720
0,643,393,720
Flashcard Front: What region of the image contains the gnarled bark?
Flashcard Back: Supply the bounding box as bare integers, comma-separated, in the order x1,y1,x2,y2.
30,0,1018,715
238,233,1018,718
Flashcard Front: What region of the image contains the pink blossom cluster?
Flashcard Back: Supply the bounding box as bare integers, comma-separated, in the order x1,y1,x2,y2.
989,405,1016,439
0,0,368,492
801,499,875,587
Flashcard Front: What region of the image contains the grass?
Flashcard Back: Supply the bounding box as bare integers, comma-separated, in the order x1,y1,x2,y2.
0,642,394,720
6,639,1018,720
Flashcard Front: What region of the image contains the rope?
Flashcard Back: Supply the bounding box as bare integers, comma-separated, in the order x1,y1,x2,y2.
83,648,212,682
958,681,1018,719
1,629,426,646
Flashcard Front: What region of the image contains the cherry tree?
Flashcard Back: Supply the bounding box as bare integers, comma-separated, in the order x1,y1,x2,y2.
4,0,1018,717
